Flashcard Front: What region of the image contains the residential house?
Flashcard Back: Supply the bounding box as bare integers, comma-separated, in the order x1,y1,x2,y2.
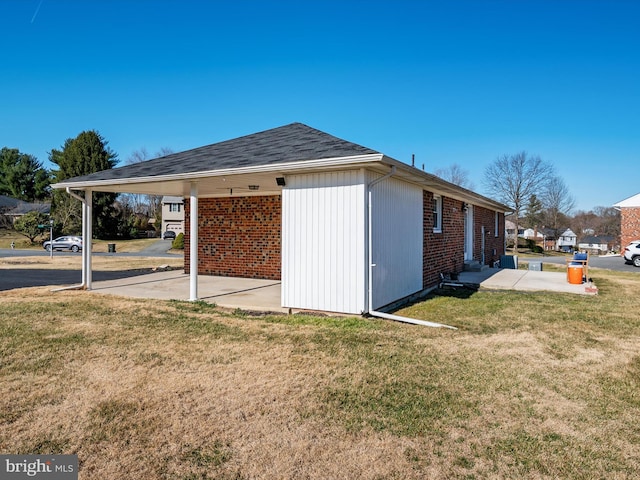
52,123,509,315
523,228,543,240
161,196,184,236
0,194,50,225
578,235,616,254
556,228,577,252
614,193,640,248
521,227,557,251
505,219,524,245
540,228,557,251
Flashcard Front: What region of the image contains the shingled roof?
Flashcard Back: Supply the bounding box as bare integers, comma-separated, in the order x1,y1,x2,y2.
52,122,509,212
62,123,380,184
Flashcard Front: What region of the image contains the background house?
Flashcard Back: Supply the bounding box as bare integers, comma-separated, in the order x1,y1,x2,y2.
556,228,577,252
161,196,184,236
53,123,508,315
505,219,524,246
614,193,640,248
0,194,50,226
578,235,615,254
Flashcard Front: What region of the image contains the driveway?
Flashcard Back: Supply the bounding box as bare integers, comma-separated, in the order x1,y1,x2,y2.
0,268,162,291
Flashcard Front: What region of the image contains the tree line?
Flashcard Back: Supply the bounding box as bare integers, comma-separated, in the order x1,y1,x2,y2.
438,152,620,250
2,130,170,242
3,133,620,247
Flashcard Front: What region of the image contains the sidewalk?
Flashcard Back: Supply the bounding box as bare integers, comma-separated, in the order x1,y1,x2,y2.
458,268,598,295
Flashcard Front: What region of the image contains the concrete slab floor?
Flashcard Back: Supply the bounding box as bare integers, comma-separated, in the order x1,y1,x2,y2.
91,270,285,312
88,266,597,316
458,268,597,295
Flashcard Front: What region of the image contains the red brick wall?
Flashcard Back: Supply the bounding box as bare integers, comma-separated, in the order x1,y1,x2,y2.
184,195,281,280
620,207,640,248
423,192,465,288
422,192,506,289
473,205,505,267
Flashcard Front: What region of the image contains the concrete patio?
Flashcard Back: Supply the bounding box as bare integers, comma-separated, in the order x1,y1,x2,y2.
88,266,597,314
458,268,598,295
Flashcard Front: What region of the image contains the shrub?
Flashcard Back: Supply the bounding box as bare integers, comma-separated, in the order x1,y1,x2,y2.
172,232,184,249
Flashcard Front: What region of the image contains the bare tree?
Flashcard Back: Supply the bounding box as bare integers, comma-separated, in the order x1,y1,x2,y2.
570,207,620,243
591,206,620,237
483,152,555,252
434,163,475,190
122,147,174,230
541,176,575,235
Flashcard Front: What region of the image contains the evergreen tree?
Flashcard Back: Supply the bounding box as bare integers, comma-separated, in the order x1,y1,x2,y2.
50,131,119,238
0,147,51,201
524,194,544,229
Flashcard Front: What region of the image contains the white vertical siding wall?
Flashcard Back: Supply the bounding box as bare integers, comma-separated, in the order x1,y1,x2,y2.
369,173,423,310
282,170,366,314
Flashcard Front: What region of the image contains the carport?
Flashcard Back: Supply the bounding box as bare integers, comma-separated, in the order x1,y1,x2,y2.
52,123,390,307
52,123,505,324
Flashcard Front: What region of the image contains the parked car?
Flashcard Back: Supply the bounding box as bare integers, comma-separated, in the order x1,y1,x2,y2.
162,231,176,240
623,240,640,267
42,236,83,252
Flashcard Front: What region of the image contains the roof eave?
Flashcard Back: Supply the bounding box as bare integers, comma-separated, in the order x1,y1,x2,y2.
380,156,511,212
51,153,385,190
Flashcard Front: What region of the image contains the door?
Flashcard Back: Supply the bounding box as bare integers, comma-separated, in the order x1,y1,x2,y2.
464,205,473,261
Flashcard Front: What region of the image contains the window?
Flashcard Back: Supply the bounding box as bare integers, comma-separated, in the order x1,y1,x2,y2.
495,212,499,237
433,195,442,232
169,203,181,213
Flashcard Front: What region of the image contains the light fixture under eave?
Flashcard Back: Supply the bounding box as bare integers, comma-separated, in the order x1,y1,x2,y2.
248,185,259,191
276,177,286,186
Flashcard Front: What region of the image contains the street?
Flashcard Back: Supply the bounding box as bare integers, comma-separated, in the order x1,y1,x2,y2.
0,239,179,259
0,240,182,291
522,254,639,274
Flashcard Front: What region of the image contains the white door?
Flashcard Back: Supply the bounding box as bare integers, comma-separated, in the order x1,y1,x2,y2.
464,205,473,261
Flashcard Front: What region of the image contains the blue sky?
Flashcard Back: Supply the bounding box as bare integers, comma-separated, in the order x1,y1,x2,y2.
1,0,638,211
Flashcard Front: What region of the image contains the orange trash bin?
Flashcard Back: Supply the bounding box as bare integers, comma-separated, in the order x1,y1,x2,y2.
567,265,583,284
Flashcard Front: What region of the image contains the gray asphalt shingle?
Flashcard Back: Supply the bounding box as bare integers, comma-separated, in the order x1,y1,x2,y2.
63,123,380,183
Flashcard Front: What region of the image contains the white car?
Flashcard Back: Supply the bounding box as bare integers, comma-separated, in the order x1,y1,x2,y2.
623,240,640,267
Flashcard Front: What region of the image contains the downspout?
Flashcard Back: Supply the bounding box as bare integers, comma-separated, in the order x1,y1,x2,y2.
481,225,486,265
52,187,90,291
366,167,457,330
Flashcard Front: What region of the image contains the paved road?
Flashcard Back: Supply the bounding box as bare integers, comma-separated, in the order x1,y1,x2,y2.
0,268,161,291
0,239,180,259
523,254,639,274
0,240,182,291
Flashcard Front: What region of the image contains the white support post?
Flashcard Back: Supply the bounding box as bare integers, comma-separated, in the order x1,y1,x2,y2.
81,192,87,287
189,183,198,301
85,189,93,290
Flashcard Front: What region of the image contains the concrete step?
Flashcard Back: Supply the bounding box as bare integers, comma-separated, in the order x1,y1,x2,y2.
464,261,489,272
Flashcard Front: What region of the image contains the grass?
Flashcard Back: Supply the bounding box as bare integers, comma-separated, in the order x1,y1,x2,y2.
0,254,183,272
0,268,639,478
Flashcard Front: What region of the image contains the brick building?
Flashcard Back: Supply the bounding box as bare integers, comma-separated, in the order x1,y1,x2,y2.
614,193,640,248
54,123,508,315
